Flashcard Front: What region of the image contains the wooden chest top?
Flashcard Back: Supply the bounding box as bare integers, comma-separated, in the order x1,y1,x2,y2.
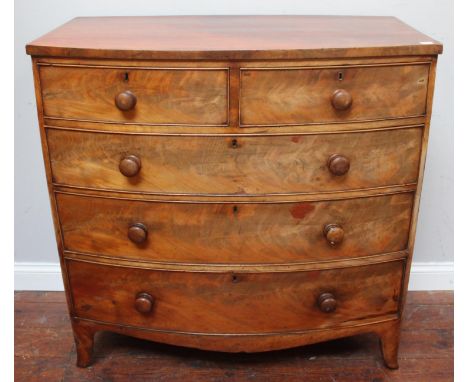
26,15,442,60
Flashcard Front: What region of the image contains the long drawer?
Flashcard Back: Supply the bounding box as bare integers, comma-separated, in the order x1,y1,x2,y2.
240,64,429,126
67,259,404,333
47,127,422,195
39,65,229,125
57,192,413,264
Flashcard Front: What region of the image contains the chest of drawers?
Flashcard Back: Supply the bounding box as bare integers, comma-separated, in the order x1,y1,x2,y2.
26,16,442,369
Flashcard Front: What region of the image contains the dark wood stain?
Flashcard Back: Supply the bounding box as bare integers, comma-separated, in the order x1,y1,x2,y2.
289,203,315,219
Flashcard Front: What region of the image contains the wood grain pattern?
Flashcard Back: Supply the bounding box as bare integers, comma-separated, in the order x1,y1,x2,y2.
240,64,429,125
39,65,228,125
47,127,422,195
14,291,453,380
67,259,403,334
57,192,413,264
26,16,443,369
25,16,442,60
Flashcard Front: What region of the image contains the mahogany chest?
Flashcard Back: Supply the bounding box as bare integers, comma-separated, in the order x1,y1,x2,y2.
26,16,442,369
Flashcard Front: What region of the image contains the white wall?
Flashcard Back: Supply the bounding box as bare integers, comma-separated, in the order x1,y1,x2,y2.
14,0,453,288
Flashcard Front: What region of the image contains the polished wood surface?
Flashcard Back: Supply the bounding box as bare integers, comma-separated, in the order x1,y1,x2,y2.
119,155,141,178
115,90,137,111
39,65,228,125
331,89,353,111
240,64,429,125
14,291,453,382
317,292,338,313
67,259,403,334
27,16,442,369
47,127,422,195
134,293,155,314
57,192,413,264
327,154,350,177
323,223,345,247
127,223,148,245
26,16,442,60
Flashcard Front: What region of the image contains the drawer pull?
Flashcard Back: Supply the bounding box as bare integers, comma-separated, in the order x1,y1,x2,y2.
119,155,141,177
134,292,154,314
323,223,344,246
318,292,337,313
128,223,148,244
327,154,350,176
115,90,137,111
331,89,352,111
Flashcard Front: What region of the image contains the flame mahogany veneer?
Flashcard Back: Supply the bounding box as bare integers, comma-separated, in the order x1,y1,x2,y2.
27,16,442,369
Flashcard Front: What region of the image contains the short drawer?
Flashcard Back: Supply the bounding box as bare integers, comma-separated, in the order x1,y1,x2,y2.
240,64,429,126
67,259,404,333
47,127,422,195
57,192,413,264
39,65,228,125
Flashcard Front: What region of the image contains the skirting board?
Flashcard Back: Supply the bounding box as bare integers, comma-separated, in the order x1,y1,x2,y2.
14,261,454,291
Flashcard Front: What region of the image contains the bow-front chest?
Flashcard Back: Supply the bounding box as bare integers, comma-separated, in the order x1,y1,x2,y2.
26,16,442,368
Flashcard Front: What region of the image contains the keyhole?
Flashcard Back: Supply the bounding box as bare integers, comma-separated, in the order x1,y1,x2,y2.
233,205,238,214
231,139,238,148
338,72,344,81
124,72,129,82
232,274,238,283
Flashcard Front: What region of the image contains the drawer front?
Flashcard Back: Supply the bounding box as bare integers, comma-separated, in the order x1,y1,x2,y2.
57,193,413,263
47,128,422,195
68,260,403,333
39,65,228,125
240,64,429,126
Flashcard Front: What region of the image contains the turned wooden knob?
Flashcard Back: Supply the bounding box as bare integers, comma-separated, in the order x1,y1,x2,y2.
323,224,344,246
128,223,148,244
327,154,350,176
331,89,352,110
115,90,137,111
119,155,141,177
318,292,337,313
134,292,154,314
